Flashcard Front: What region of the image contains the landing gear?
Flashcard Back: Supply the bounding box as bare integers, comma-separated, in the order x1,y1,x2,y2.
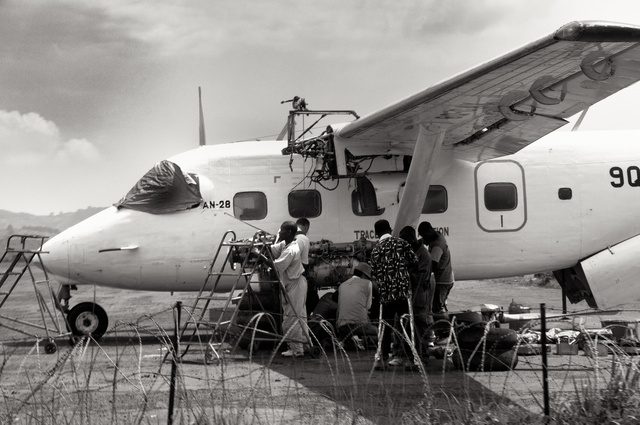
67,302,109,340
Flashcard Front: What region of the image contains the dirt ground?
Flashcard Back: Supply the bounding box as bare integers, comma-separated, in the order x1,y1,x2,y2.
1,277,639,424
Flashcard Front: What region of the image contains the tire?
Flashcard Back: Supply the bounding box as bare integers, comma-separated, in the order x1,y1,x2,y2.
309,345,322,359
452,347,518,372
456,324,518,351
67,302,109,340
451,311,484,324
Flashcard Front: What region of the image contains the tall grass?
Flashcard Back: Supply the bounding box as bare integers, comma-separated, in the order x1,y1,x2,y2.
2,311,640,424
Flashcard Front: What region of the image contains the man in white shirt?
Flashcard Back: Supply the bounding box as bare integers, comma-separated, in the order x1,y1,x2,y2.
270,221,308,357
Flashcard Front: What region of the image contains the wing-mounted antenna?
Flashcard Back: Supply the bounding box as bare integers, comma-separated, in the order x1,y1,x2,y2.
571,107,589,132
199,86,206,146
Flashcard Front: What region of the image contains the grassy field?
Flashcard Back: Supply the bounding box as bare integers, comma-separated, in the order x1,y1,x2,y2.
1,277,640,424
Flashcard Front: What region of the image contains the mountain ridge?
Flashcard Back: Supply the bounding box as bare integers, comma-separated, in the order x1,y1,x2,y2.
0,207,106,249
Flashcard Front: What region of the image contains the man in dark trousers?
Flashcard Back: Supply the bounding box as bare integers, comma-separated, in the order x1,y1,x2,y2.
399,225,434,360
336,262,377,350
369,219,418,370
418,221,454,313
295,217,318,314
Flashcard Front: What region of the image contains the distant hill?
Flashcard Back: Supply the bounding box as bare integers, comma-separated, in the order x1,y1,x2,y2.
0,207,106,249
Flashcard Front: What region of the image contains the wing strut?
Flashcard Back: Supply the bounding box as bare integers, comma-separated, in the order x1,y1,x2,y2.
393,124,446,236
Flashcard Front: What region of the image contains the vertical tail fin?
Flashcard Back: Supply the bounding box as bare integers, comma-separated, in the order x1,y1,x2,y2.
199,87,206,146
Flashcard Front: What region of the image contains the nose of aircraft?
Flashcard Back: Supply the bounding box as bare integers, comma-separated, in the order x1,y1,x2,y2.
42,229,70,284
41,207,119,285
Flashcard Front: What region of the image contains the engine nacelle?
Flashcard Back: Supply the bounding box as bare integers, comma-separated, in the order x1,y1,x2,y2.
555,234,640,310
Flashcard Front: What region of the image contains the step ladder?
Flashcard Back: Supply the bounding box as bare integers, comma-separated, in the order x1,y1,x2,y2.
179,230,281,362
0,235,69,353
180,230,319,363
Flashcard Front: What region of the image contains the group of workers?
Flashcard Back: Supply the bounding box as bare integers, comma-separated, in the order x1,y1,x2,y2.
267,218,454,367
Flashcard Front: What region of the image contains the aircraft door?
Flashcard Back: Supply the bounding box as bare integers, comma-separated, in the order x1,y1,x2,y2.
474,160,527,232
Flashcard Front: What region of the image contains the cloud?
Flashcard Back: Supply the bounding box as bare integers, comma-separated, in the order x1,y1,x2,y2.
0,110,100,165
55,138,101,163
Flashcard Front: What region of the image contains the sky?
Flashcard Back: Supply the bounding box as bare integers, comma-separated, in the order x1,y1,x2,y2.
2,0,640,215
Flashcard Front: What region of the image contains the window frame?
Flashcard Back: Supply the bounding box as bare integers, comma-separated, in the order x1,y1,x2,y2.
484,182,518,211
421,185,448,214
233,191,268,220
288,189,322,218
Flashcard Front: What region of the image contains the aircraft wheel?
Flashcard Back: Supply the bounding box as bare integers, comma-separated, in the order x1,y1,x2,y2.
44,340,57,354
309,345,322,359
67,302,109,340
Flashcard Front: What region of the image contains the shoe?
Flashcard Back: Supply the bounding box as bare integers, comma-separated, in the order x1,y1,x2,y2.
373,358,387,371
281,349,303,357
351,335,365,351
388,357,406,367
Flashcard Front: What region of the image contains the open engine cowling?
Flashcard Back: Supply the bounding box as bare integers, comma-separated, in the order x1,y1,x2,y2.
555,234,640,310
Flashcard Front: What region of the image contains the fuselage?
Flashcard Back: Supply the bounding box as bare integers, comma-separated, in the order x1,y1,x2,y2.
42,130,640,293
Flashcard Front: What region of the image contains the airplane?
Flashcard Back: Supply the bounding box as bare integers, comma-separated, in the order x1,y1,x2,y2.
39,20,640,340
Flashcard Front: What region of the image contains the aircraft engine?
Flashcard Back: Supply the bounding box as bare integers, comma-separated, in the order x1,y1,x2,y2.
238,237,375,313
554,234,640,310
234,237,375,292
307,238,375,287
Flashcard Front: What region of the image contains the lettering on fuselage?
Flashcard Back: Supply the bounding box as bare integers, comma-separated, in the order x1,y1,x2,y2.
354,226,449,240
202,200,231,209
436,227,450,237
610,166,640,187
354,230,376,240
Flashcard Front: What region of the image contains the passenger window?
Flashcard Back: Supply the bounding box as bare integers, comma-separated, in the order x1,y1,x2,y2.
352,177,385,216
485,183,517,211
422,185,448,214
288,190,321,218
233,192,267,220
558,188,572,200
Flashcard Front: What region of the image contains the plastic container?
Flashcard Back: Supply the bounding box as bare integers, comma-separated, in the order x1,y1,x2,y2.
556,342,579,355
583,342,609,357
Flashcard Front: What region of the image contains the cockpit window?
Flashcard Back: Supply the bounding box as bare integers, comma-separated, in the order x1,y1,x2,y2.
115,160,202,214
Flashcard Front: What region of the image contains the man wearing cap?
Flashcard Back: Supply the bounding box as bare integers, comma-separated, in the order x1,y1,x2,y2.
336,262,377,349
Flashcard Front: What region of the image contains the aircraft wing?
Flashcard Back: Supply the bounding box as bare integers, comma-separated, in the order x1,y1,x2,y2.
335,21,640,162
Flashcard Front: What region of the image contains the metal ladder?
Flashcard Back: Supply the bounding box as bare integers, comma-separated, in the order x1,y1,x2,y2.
0,234,69,353
179,230,281,362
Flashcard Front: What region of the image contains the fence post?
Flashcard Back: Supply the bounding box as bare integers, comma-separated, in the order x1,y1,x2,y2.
540,303,549,417
168,301,182,425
